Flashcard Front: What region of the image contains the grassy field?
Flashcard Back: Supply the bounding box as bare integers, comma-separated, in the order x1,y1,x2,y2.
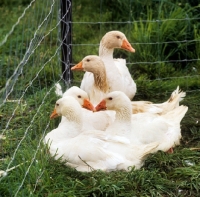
0,0,200,196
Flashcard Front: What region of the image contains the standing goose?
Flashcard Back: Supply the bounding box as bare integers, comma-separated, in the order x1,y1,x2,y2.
44,96,158,172
80,31,136,100
95,91,188,153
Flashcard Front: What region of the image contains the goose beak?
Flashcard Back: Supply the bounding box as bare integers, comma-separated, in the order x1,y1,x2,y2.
94,99,107,112
50,108,59,119
82,99,95,111
71,61,83,71
121,39,135,53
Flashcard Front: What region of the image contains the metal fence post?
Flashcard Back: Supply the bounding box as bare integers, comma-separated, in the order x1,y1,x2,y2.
61,0,73,87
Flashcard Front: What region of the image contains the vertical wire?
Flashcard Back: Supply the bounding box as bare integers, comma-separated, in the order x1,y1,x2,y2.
157,0,162,90
100,0,103,39
128,0,132,70
185,11,189,91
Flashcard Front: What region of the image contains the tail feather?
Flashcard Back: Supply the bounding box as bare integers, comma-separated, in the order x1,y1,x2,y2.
167,86,186,105
55,83,63,97
168,86,180,102
163,105,188,123
153,86,186,114
178,91,186,103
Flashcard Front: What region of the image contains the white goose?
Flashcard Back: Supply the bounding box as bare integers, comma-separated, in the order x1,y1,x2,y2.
95,91,188,153
80,31,136,100
44,96,158,172
71,55,186,114
60,86,114,131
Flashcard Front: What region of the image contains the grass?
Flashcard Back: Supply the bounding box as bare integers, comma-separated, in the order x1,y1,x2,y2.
0,0,200,196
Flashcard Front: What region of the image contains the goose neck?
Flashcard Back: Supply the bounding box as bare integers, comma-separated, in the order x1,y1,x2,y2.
99,43,114,59
115,108,132,123
93,70,109,93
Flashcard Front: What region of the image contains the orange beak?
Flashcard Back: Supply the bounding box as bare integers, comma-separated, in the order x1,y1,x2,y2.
82,99,95,111
94,100,107,112
121,39,135,53
50,108,59,119
71,61,83,71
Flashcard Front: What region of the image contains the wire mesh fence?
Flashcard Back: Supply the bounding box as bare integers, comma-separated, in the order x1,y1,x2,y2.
0,0,200,196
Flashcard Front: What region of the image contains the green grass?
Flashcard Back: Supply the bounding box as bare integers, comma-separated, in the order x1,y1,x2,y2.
0,0,200,196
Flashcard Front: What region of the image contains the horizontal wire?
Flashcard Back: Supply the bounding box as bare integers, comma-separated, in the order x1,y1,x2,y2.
72,74,200,84
127,59,200,65
71,17,200,24
71,38,200,46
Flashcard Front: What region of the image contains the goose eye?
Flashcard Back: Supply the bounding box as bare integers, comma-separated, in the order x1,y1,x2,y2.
116,36,120,39
108,97,113,100
77,95,81,98
86,59,90,62
56,103,59,106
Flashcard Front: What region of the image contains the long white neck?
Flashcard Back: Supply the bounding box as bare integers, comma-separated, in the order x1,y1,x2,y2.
58,117,83,138
99,42,114,62
45,119,82,145
106,107,132,137
99,42,123,92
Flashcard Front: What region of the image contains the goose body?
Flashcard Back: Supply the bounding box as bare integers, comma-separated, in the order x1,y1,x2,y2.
44,96,158,172
95,91,188,153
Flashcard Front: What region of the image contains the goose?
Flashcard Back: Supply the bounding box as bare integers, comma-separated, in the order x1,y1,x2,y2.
79,31,136,100
44,96,158,172
60,86,115,131
71,55,186,114
95,91,188,153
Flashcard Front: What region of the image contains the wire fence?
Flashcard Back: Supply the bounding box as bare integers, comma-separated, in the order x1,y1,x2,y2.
0,0,200,195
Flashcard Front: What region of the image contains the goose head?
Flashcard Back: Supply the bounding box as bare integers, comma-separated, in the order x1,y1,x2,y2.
71,55,105,75
95,91,132,121
62,86,94,111
71,56,109,92
100,31,135,53
50,96,94,119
